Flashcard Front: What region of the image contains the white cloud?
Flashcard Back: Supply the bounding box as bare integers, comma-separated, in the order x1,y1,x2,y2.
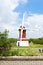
25,14,43,38
25,14,43,29
0,17,2,22
0,0,28,38
0,0,19,10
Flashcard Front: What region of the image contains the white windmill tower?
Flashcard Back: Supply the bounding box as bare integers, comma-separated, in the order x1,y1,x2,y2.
17,13,29,46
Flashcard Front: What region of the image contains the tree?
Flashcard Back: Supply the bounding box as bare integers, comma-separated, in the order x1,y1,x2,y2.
0,30,10,56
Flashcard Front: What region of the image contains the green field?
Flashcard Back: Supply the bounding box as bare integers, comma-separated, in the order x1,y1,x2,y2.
0,43,43,56
6,43,43,56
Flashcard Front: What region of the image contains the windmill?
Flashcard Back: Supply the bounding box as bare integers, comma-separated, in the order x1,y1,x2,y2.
0,13,42,46
17,13,29,46
16,12,41,46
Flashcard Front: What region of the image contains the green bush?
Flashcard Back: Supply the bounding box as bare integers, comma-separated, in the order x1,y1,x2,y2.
9,48,40,56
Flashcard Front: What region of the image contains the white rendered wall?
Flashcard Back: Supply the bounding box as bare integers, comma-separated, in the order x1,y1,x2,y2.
17,41,29,46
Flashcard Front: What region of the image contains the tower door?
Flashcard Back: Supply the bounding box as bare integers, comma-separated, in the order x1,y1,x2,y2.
18,42,19,46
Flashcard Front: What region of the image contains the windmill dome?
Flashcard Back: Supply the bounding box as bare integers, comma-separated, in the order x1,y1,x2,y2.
19,26,26,30
20,25,25,28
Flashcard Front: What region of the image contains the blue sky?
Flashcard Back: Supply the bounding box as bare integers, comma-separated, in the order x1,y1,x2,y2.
14,0,43,14
0,0,43,38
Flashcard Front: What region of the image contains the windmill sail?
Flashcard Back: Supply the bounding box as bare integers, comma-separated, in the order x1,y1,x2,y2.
20,13,26,40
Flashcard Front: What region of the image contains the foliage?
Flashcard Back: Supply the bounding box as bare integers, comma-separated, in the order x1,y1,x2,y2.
8,38,17,44
29,37,43,44
0,30,11,56
9,47,42,56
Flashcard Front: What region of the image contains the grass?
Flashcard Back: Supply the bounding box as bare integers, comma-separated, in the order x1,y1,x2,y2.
9,47,43,56
8,43,43,56
30,44,43,48
0,43,43,56
11,44,43,48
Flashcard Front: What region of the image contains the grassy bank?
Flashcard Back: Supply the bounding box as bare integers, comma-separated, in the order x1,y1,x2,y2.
6,43,43,56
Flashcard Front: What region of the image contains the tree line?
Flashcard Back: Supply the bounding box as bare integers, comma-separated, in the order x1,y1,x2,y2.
29,37,43,44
